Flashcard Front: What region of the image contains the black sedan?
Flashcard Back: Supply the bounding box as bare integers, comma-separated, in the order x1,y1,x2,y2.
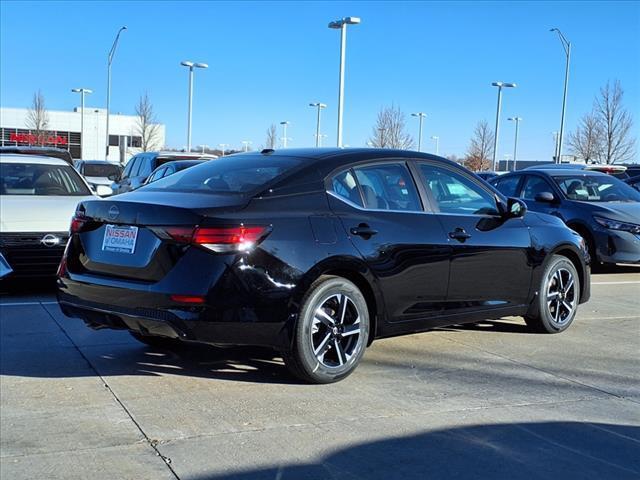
492,169,640,266
57,149,590,383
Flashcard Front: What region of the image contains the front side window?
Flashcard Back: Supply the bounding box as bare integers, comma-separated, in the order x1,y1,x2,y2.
522,176,554,200
352,163,421,211
555,175,640,202
147,167,167,184
419,164,498,215
1,163,91,196
137,156,154,178
123,156,139,178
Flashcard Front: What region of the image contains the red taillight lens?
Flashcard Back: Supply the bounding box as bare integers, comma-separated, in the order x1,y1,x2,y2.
170,294,206,304
161,225,270,252
70,213,86,234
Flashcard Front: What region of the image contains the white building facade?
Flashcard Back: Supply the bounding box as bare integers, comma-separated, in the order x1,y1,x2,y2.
0,107,165,163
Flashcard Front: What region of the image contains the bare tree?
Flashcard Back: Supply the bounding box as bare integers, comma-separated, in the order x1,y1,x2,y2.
368,104,415,149
134,93,161,152
464,120,494,171
25,90,50,145
568,111,604,163
265,124,277,149
593,80,636,164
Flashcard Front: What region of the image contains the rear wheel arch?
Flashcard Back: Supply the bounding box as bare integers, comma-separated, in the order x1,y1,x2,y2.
549,244,587,302
292,259,384,346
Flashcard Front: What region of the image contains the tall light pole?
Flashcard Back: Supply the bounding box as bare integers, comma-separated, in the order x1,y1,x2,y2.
180,60,208,152
507,117,522,171
329,16,360,148
280,121,290,148
199,144,209,154
71,88,93,160
550,28,571,164
491,81,517,171
105,25,127,160
218,143,228,156
309,102,327,147
552,131,559,161
431,135,440,155
242,140,252,152
411,112,427,152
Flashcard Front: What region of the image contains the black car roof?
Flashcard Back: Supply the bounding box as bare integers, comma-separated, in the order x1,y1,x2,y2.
503,168,610,177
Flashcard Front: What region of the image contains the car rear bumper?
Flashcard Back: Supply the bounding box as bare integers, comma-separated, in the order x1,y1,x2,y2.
57,276,293,349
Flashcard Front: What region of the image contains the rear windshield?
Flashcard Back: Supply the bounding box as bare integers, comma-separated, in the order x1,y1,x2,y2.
554,175,640,203
83,163,121,178
1,163,91,196
141,155,303,194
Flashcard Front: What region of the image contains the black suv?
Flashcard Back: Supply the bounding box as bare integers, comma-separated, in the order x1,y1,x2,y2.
112,152,216,194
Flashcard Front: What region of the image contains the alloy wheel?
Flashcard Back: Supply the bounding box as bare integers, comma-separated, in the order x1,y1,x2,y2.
545,267,577,326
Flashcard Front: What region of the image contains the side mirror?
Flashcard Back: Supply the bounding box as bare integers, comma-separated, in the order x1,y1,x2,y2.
107,173,120,181
535,191,556,203
506,197,527,218
96,185,113,197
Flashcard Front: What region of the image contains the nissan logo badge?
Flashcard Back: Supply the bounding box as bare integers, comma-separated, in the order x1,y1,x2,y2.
108,205,120,220
41,234,61,248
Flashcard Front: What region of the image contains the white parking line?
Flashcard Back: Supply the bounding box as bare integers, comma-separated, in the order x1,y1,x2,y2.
591,281,640,285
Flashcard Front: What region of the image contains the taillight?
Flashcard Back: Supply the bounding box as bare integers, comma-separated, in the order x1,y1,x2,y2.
170,294,206,304
162,225,270,253
70,212,86,234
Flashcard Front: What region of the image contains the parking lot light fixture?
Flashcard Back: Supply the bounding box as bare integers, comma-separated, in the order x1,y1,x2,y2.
242,140,252,152
431,135,440,155
181,60,208,152
491,81,517,171
218,143,228,156
71,88,93,160
280,121,290,148
329,16,360,148
411,112,427,152
507,117,522,171
106,26,127,160
550,28,571,164
309,103,327,147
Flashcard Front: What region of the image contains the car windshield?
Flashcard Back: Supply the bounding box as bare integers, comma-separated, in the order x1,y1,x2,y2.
83,163,120,178
0,163,91,196
554,174,640,203
141,155,303,194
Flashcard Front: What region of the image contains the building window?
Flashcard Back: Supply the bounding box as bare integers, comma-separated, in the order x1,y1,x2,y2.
128,136,142,148
109,135,120,146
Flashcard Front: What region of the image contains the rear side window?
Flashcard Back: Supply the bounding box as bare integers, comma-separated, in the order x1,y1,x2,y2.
142,155,303,194
353,163,421,212
494,175,521,197
331,170,363,207
137,156,154,178
123,156,137,177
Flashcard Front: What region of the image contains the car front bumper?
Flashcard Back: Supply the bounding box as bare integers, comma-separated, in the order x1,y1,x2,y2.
595,230,640,265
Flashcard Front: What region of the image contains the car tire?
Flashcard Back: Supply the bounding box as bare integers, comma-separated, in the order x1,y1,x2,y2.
129,331,183,349
525,255,580,334
284,275,370,384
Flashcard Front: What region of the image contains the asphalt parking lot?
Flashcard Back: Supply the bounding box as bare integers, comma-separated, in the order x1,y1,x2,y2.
1,268,639,480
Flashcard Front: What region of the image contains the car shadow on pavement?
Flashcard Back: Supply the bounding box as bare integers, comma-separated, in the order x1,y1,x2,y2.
188,421,640,480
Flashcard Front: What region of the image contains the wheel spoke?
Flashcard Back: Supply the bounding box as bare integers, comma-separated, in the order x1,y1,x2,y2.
555,271,564,290
334,339,345,366
547,291,560,299
554,299,561,322
341,324,360,337
338,294,348,324
314,333,332,356
565,278,574,293
562,300,573,313
315,308,335,327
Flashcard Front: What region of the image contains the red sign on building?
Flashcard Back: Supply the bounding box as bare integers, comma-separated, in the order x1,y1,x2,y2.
9,132,68,146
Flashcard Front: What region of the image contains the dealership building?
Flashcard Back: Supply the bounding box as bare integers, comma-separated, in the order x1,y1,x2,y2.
0,107,165,163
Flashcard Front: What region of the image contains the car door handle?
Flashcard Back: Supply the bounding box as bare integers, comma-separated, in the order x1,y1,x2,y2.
449,228,472,241
350,224,378,238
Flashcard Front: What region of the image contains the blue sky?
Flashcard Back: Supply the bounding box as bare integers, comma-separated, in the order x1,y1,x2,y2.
1,1,638,160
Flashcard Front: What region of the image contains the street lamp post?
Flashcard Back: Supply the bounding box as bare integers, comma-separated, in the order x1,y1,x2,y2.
550,28,571,164
552,131,560,161
242,140,252,152
329,16,360,148
71,88,93,160
218,144,228,156
180,60,208,152
507,117,522,171
431,135,440,155
411,112,427,152
280,121,290,148
309,102,327,147
106,26,127,160
491,81,517,171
